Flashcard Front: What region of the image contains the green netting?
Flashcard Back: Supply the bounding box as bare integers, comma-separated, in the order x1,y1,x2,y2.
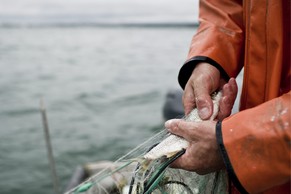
65,92,229,194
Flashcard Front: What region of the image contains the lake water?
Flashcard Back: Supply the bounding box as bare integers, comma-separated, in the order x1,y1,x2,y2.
0,1,247,193
0,21,197,194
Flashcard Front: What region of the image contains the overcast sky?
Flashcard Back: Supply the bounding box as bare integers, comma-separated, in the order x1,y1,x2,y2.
0,0,199,24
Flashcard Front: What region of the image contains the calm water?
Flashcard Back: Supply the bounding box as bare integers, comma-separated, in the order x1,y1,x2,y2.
0,26,196,193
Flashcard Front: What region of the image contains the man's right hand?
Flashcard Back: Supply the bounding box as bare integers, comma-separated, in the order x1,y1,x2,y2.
183,62,238,120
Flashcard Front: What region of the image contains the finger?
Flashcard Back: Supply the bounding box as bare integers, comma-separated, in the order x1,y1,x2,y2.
191,73,213,119
194,91,213,120
170,143,208,173
222,78,238,100
183,83,196,115
217,78,238,119
217,96,232,120
228,77,238,98
192,68,219,120
165,119,181,132
165,119,191,137
164,119,197,170
165,119,200,141
170,149,195,170
192,77,214,119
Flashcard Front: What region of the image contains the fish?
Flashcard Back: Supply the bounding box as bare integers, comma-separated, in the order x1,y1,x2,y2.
143,91,221,160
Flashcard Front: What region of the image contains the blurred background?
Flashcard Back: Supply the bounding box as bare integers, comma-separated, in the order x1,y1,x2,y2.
0,0,199,193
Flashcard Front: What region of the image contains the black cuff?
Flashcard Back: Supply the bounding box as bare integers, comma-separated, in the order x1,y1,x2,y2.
178,56,230,89
216,121,249,194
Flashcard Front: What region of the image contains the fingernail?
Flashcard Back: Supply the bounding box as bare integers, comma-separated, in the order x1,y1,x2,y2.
199,107,210,119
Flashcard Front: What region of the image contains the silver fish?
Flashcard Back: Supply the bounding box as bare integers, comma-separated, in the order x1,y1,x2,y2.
144,92,221,160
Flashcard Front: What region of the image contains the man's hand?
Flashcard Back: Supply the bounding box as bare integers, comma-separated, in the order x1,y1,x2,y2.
183,62,238,120
165,119,225,174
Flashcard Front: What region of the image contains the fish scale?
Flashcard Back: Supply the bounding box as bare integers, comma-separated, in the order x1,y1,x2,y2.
144,91,221,160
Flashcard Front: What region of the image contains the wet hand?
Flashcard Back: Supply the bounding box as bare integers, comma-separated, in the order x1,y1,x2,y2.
165,119,225,174
183,62,238,120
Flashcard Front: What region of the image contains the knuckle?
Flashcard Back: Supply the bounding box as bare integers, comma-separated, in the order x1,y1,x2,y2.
177,120,185,129
196,95,208,104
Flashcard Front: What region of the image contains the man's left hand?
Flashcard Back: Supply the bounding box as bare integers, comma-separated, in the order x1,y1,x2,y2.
165,119,225,174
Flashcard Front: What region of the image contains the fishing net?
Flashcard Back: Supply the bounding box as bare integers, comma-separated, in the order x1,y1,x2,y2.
65,92,229,194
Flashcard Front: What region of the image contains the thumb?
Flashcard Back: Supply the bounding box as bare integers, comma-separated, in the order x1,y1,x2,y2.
191,62,220,120
165,119,195,140
183,84,196,115
194,87,213,120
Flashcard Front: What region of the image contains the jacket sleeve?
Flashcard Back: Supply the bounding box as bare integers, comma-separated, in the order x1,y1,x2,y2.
178,0,245,89
216,91,291,193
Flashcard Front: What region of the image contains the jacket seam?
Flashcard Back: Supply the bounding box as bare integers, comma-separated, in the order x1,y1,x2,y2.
241,0,251,110
264,0,269,101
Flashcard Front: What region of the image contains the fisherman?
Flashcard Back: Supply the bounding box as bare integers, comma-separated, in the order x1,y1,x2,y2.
165,0,290,193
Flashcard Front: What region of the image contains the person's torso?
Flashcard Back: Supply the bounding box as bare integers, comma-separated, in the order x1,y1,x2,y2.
240,0,290,111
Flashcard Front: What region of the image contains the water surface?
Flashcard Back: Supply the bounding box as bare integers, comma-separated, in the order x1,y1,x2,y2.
0,25,196,194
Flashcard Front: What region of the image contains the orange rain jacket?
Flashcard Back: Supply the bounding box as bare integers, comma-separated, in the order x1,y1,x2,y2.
178,0,290,193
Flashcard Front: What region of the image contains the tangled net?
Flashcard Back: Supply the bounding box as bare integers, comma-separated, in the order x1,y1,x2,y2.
65,92,229,194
